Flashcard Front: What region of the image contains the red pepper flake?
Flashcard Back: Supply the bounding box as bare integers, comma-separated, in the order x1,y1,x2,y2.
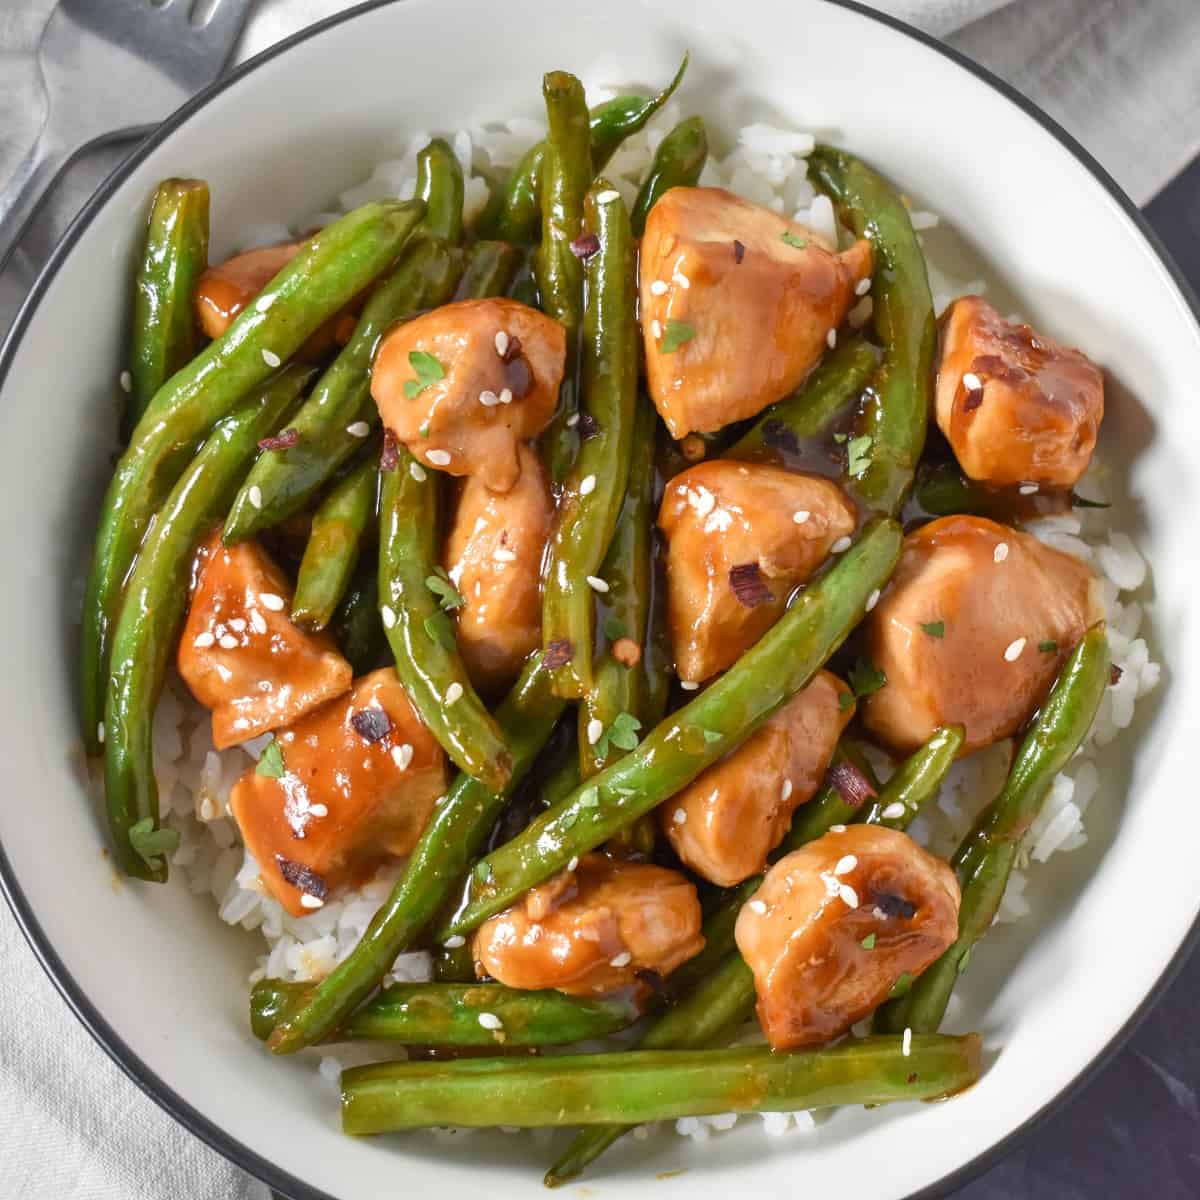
380,428,401,472
577,412,601,441
350,707,392,744
825,760,877,808
733,239,746,264
500,334,523,364
570,233,600,260
906,1072,919,1085
545,639,574,670
869,889,918,920
275,855,328,900
504,354,533,399
258,427,301,452
729,562,773,609
1110,663,1124,686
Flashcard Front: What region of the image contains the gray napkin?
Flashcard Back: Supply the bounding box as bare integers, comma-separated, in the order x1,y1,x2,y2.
2,3,1199,1198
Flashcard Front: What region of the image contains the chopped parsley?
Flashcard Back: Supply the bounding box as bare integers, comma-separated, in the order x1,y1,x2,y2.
1038,639,1059,653
780,231,808,249
847,434,873,478
861,933,877,951
404,350,445,399
128,818,181,873
594,711,643,762
838,690,855,712
660,319,696,354
255,738,285,779
920,621,945,638
701,728,723,744
425,569,464,611
474,860,493,884
578,786,600,810
849,658,887,699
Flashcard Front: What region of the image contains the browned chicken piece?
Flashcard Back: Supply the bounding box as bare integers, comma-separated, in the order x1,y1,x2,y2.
177,530,352,749
443,443,552,693
661,671,854,886
862,515,1102,754
735,825,961,1049
658,460,857,683
640,187,872,438
471,854,704,997
371,298,565,494
228,668,446,917
936,295,1104,489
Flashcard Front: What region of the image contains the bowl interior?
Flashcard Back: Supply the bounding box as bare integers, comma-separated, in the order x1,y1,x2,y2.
2,2,1200,1198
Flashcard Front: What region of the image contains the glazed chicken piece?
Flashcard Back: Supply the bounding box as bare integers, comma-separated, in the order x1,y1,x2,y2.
735,825,960,1049
936,295,1104,489
444,443,552,693
658,460,857,682
471,854,704,997
177,530,352,748
228,669,446,917
662,671,854,886
193,241,305,340
371,298,565,493
862,515,1102,754
640,187,872,438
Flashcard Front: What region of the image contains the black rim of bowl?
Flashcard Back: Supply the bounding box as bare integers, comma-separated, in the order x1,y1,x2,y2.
1,1,1198,1197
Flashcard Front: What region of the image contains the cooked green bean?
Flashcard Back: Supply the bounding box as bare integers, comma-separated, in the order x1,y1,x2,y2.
630,116,708,236
542,181,638,699
877,629,1110,1034
857,725,964,829
441,519,901,938
128,178,209,430
253,979,635,1047
290,452,379,631
415,137,465,242
222,234,461,543
342,1035,982,1134
268,655,563,1054
432,938,477,983
809,146,935,516
458,238,521,299
81,199,423,755
330,556,388,675
104,366,312,880
589,55,689,172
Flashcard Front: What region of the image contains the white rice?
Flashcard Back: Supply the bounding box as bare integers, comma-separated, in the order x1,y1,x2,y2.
153,103,1159,1144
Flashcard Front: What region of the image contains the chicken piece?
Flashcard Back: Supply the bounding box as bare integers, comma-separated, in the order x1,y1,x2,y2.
228,669,446,917
640,187,872,438
471,854,704,997
661,671,854,886
735,825,960,1049
862,515,1102,754
178,530,352,749
371,298,565,493
936,295,1104,489
443,443,552,693
658,461,857,682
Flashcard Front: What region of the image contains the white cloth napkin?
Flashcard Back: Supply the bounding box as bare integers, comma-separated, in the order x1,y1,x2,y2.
2,2,1199,1197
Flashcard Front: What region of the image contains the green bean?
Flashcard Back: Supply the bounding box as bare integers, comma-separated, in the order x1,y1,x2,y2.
577,397,656,777
103,366,312,880
222,234,461,543
81,200,424,754
589,55,689,172
542,182,638,699
378,445,511,790
809,146,935,516
415,138,465,243
342,1034,982,1134
441,519,902,938
877,629,1110,1035
290,452,379,632
432,939,477,983
857,725,964,829
630,116,708,236
128,178,209,430
268,655,563,1054
252,979,635,1047
330,556,388,675
728,335,877,461
457,239,521,300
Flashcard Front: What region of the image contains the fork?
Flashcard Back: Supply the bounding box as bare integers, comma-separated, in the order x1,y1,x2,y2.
0,0,254,277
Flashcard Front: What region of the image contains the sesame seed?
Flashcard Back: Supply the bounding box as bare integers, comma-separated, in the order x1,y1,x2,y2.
494,331,509,357
255,293,276,312
567,856,579,872
831,536,853,553
586,575,609,593
780,779,793,802
673,808,687,825
308,803,328,818
219,634,239,650
259,592,285,611
97,721,105,744
119,370,132,393
834,854,858,876
826,328,837,349
650,280,668,296
994,542,1010,563
381,605,397,629
1019,483,1039,495
444,934,466,949
478,1012,503,1030
493,547,517,563
579,474,597,496
881,802,907,820
409,461,427,482
250,610,268,634
838,884,860,908
228,618,247,632
596,189,620,204
748,899,767,915
793,510,811,525
1004,637,1027,662
672,271,691,289
902,1027,912,1057
445,682,464,705
680,680,699,691
247,485,263,510
866,588,881,612
962,372,982,392
261,349,281,368
586,718,604,746
651,319,663,338
829,824,847,833
855,277,872,296
391,743,413,770
427,449,452,466
610,951,632,967
499,388,513,405
479,389,499,407
193,631,215,648
300,894,324,909
346,422,370,438
566,412,580,427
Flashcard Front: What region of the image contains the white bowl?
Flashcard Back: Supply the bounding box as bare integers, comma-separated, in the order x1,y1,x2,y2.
2,1,1199,1197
